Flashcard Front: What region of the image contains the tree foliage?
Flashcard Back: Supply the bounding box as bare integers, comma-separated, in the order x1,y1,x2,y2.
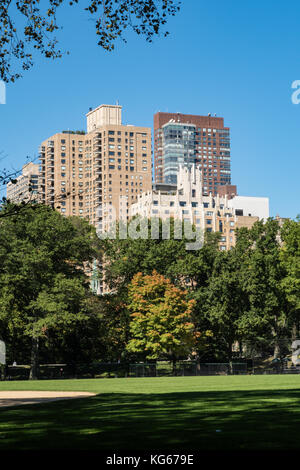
126,271,197,361
280,217,300,313
198,249,247,360
236,219,290,358
101,218,199,292
0,209,299,369
0,202,101,377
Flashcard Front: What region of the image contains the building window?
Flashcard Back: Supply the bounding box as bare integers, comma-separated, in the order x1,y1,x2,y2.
235,209,243,216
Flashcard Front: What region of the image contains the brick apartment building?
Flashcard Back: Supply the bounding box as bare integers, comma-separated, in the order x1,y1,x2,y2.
153,111,231,196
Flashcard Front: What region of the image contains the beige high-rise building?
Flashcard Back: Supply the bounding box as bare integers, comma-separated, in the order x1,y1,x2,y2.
39,132,86,213
7,162,40,203
86,104,122,133
39,105,152,231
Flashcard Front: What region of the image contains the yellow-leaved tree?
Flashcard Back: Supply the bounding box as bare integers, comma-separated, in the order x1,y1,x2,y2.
126,271,203,370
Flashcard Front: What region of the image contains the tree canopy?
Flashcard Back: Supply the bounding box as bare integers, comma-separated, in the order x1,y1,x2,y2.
0,202,101,378
0,207,299,374
126,271,197,363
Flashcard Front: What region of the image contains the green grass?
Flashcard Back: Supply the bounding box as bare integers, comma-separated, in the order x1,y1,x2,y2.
1,375,300,450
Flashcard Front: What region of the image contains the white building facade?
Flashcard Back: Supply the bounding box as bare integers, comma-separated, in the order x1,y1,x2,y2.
130,165,269,250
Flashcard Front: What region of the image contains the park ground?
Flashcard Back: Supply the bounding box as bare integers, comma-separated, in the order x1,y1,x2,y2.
0,375,300,450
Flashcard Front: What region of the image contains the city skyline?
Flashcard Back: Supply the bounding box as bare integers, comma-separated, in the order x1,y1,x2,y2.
0,0,300,219
1,100,290,221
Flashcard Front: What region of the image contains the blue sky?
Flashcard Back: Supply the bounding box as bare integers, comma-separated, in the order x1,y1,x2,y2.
0,0,299,218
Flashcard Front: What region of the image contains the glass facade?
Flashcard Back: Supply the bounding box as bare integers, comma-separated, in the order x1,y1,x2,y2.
154,112,231,196
162,122,197,184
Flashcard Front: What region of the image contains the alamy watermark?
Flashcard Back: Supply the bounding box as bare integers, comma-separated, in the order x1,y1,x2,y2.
95,198,204,251
291,80,300,104
0,81,6,104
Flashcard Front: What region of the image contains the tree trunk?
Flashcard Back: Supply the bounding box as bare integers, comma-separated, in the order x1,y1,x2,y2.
172,355,177,376
29,337,39,380
273,341,280,359
292,322,298,342
227,342,233,374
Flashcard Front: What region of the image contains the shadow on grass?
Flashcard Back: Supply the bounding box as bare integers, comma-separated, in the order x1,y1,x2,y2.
1,388,300,450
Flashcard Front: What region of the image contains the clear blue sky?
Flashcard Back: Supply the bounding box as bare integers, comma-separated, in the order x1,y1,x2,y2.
0,0,299,218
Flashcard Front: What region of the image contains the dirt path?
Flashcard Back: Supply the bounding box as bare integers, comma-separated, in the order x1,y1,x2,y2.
0,391,96,408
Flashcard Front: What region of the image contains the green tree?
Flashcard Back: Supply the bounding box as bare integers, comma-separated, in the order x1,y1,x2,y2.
97,293,131,362
101,222,218,362
102,218,199,292
0,202,100,378
43,292,106,367
0,0,180,82
237,219,290,359
196,248,247,363
171,231,221,290
172,231,221,360
126,271,198,368
280,217,300,338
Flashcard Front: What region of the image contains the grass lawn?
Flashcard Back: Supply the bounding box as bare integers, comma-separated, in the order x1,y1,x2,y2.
0,375,300,450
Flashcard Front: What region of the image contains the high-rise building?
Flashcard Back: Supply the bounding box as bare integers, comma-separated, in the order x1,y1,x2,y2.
6,162,40,203
39,132,86,213
86,104,122,133
153,112,231,195
39,105,152,231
